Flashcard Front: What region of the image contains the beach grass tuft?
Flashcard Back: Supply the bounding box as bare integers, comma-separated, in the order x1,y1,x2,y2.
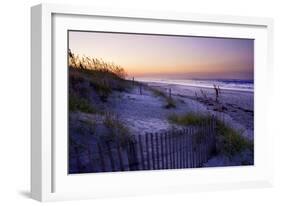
69,50,133,102
68,49,127,79
103,113,132,146
89,78,112,102
168,113,210,126
69,94,96,113
168,113,253,157
151,87,176,109
216,120,253,157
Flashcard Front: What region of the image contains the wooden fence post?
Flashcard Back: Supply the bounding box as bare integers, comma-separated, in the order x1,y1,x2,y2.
106,141,115,172
74,146,82,173
160,133,164,170
205,120,208,162
145,133,150,170
138,134,145,170
155,133,160,170
172,131,176,169
176,131,180,169
179,131,182,168
97,143,105,172
184,129,188,168
182,130,186,168
213,116,217,153
186,128,190,168
174,131,177,169
179,131,183,168
198,123,202,167
181,130,184,168
209,115,215,154
183,129,186,168
191,127,195,168
116,142,125,171
127,140,139,171
86,144,94,172
164,132,168,169
202,125,206,164
168,131,172,169
150,133,156,170
75,117,218,173
187,128,190,168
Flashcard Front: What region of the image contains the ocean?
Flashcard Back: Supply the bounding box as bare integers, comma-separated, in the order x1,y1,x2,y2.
136,78,254,92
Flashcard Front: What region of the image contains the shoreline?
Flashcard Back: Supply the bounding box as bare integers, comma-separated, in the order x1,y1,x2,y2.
136,79,254,93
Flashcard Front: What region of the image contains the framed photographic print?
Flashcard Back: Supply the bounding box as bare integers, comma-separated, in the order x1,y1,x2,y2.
31,3,274,201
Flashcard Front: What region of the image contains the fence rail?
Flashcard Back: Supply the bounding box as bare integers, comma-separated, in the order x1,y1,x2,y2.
69,117,216,174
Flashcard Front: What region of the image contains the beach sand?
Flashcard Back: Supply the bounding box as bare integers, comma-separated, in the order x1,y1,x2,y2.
107,81,253,141
70,80,254,168
108,81,254,167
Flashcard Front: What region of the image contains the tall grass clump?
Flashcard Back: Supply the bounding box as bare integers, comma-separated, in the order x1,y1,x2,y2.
216,120,253,157
69,49,133,102
69,94,96,113
168,113,210,126
151,87,176,109
89,79,112,102
103,113,132,146
68,49,127,79
168,113,253,157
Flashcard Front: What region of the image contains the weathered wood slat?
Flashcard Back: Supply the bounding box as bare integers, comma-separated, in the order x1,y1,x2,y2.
145,133,150,170
73,117,217,173
150,133,156,170
138,134,145,170
155,133,160,170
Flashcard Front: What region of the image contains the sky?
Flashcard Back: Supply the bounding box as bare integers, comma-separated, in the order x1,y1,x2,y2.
68,31,254,80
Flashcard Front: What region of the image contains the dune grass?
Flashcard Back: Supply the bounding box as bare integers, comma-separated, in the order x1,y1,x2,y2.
151,87,176,109
68,49,127,79
168,113,253,157
69,50,132,102
168,113,210,126
69,94,96,113
89,78,112,102
216,120,253,157
68,50,136,148
70,67,132,103
103,113,132,146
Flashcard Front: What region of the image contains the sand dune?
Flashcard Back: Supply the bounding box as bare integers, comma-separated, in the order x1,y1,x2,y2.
107,81,253,141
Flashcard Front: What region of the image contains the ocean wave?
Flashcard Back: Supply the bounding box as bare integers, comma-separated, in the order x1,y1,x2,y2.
135,78,254,92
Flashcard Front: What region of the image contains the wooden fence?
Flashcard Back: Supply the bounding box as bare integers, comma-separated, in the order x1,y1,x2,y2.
69,117,216,174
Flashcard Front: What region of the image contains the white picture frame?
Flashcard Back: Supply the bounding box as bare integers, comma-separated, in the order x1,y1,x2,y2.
31,3,274,202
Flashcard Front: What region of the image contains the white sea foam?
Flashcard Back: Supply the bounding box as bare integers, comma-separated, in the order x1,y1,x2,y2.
135,78,254,92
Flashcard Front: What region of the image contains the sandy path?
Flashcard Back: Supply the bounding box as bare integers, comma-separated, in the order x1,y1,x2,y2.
106,85,209,135
104,81,253,141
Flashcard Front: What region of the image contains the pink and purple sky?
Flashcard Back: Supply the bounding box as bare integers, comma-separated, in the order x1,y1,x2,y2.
68,31,254,80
